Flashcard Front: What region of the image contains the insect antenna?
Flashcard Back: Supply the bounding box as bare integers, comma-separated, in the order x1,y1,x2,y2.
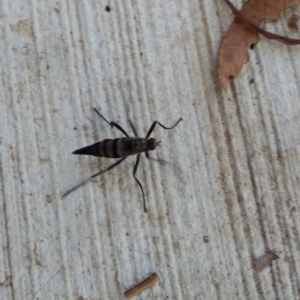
62,157,127,198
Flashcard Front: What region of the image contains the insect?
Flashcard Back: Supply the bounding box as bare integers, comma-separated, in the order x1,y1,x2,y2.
62,108,182,212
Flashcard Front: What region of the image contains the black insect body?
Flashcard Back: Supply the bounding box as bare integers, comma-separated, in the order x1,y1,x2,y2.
73,137,158,158
63,108,182,212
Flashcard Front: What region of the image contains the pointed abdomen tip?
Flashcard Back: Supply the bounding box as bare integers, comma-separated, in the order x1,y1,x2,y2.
73,149,84,155
72,143,100,156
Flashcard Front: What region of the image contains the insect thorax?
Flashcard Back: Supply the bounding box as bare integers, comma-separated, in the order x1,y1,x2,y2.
132,138,158,153
132,138,148,152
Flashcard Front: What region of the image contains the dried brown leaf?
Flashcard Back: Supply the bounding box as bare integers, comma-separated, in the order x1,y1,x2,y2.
218,0,300,90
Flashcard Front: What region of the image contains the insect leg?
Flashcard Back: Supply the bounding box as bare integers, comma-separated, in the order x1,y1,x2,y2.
132,154,147,212
145,118,182,139
94,108,129,137
62,157,127,197
129,120,138,137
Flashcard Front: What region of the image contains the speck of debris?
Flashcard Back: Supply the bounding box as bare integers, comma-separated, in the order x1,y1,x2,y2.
39,157,50,164
74,127,77,130
253,250,279,272
46,65,50,70
288,14,300,31
203,236,209,243
0,275,12,287
250,44,255,50
105,5,111,12
45,195,52,203
249,78,254,84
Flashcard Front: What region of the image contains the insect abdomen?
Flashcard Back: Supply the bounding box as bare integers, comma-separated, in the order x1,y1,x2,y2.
73,138,148,158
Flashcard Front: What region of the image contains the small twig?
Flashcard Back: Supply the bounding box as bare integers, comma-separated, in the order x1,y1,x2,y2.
124,272,158,299
224,0,300,45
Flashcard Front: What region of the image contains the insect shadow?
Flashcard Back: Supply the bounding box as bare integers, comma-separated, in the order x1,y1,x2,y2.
62,108,182,212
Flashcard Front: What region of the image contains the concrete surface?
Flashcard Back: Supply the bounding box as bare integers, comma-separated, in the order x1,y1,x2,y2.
1,0,300,299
